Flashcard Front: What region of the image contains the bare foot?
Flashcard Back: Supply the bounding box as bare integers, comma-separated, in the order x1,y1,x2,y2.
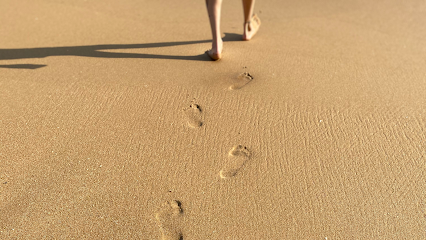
206,38,223,61
243,14,261,41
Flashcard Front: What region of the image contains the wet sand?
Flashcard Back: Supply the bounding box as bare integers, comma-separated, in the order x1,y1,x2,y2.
1,0,426,239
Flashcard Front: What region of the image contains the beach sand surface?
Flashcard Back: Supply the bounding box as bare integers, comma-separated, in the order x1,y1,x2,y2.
1,0,426,239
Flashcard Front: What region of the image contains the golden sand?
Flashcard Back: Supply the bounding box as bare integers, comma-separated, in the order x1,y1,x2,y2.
1,0,426,239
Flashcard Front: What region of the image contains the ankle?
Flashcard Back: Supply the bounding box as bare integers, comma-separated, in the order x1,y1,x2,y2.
213,38,223,46
244,21,251,32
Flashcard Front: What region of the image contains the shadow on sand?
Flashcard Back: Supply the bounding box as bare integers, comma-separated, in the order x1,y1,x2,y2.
0,64,47,69
0,33,242,69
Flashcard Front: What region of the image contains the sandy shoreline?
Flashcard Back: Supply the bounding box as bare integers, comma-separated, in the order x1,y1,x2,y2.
1,0,426,239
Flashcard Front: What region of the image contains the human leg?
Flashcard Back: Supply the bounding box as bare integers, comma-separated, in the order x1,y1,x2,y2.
242,0,260,40
206,0,223,60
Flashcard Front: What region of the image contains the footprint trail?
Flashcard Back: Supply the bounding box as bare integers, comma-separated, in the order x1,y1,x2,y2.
155,200,184,240
220,145,251,178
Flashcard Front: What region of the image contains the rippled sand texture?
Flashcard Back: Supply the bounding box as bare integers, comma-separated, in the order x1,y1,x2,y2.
1,0,426,239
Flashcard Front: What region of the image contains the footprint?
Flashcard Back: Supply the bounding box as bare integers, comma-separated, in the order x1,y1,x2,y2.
220,145,251,178
184,103,203,128
229,72,254,90
155,200,184,240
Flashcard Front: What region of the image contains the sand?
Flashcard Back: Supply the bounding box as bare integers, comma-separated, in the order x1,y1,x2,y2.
1,0,426,239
